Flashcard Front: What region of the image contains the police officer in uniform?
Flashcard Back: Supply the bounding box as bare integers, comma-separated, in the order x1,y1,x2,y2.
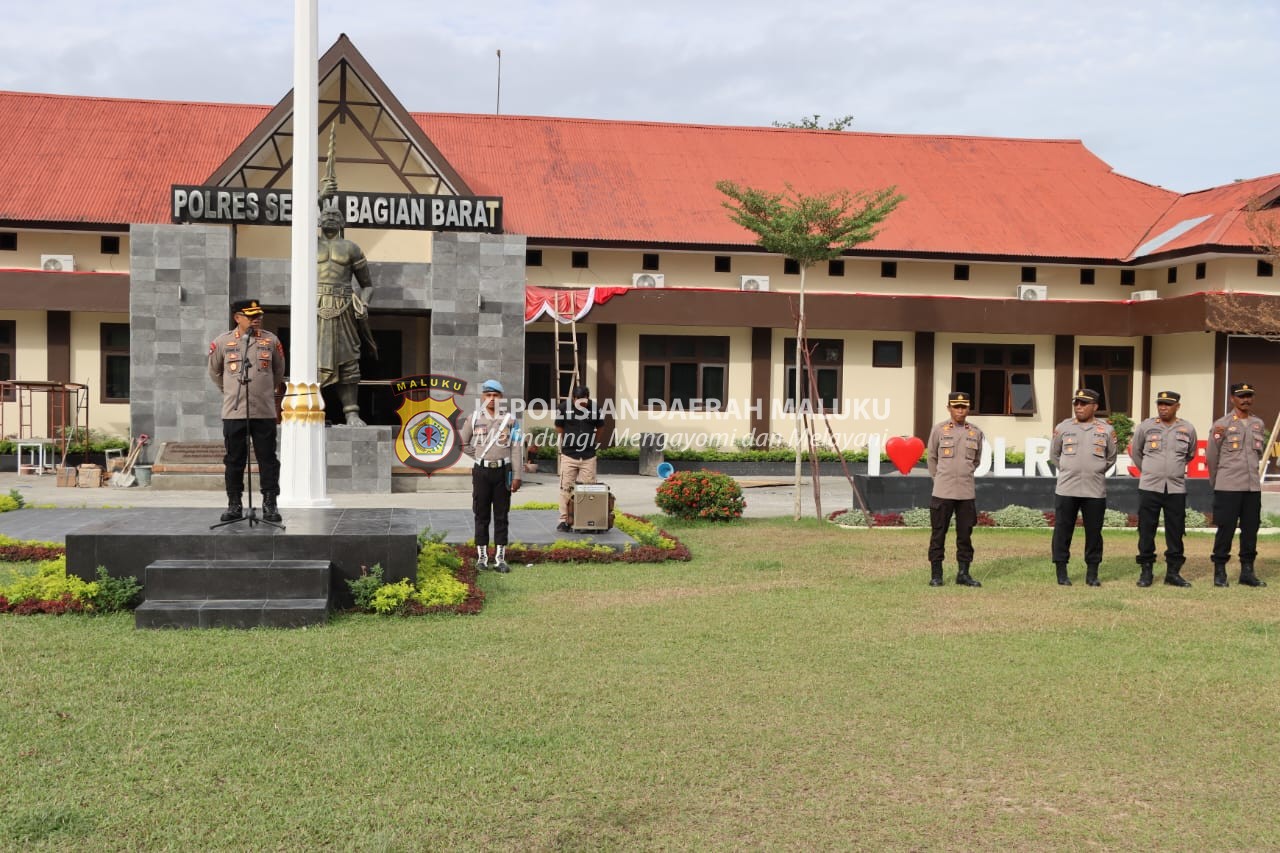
1130,390,1197,587
208,299,286,523
1206,382,1268,588
926,390,984,587
458,379,524,573
1050,388,1117,586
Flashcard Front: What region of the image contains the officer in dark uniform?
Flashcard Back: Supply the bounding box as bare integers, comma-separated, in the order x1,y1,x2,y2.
1206,382,1268,588
926,390,984,587
208,299,286,523
1050,388,1117,586
1130,390,1197,587
458,379,524,572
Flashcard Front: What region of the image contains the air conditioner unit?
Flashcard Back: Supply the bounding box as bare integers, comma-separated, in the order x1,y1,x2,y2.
1131,290,1160,301
40,254,75,272
632,273,664,288
740,275,770,292
1017,284,1047,301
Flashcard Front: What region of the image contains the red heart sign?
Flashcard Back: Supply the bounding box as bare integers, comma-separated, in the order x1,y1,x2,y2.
885,435,925,475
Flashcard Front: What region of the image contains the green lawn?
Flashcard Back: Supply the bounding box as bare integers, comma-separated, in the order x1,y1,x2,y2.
2,519,1278,850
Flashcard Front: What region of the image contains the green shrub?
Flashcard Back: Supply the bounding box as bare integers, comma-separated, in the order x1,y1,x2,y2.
900,507,932,527
347,564,385,611
370,579,415,614
1102,509,1129,528
512,500,558,511
990,505,1049,528
413,571,468,608
0,439,14,454
7,489,24,509
612,511,676,549
415,533,467,608
84,566,141,613
1108,412,1134,452
1186,508,1208,528
0,557,96,606
0,494,20,513
654,470,745,521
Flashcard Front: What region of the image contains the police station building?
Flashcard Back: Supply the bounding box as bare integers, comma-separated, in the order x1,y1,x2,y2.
1,35,1278,470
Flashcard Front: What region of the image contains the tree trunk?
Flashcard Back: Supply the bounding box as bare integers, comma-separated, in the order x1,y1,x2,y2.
793,266,806,520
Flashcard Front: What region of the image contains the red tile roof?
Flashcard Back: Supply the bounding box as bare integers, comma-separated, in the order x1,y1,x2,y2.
416,113,1177,260
0,89,1275,263
1129,172,1280,259
0,91,267,226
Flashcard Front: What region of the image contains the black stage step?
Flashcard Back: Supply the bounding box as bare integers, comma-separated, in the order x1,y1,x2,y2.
135,559,331,629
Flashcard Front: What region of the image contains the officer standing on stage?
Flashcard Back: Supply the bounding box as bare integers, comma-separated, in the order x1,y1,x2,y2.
1050,388,1117,586
208,299,286,523
458,379,523,573
926,390,984,587
1130,391,1197,588
1206,382,1268,588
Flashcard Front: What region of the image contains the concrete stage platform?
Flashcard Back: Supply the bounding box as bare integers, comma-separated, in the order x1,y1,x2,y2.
2,508,633,606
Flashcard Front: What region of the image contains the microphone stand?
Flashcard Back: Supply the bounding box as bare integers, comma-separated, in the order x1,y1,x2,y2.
211,328,285,531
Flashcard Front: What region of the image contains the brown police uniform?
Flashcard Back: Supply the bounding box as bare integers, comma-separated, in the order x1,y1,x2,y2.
1130,400,1197,583
1050,394,1117,582
1206,404,1267,581
207,317,286,504
925,391,984,586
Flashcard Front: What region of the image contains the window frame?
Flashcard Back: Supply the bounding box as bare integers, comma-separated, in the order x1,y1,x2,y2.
1077,345,1134,418
951,343,1037,416
0,320,14,401
638,334,730,410
783,338,843,413
100,322,130,404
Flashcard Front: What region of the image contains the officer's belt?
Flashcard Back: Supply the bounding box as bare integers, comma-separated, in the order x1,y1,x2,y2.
475,459,509,468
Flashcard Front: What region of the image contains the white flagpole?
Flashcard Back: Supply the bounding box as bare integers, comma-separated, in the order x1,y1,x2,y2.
278,0,332,507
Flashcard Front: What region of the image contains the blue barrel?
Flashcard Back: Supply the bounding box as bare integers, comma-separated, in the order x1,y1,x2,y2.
656,461,674,479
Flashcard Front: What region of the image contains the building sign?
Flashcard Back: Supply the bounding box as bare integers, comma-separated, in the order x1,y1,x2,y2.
170,187,503,233
392,374,468,473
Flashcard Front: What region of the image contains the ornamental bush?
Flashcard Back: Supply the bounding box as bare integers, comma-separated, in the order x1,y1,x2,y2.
1185,508,1208,528
654,470,745,521
900,507,932,527
0,556,96,613
1102,509,1130,528
989,505,1049,528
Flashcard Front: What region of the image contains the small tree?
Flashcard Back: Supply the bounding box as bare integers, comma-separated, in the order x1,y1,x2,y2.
716,180,904,518
772,114,855,131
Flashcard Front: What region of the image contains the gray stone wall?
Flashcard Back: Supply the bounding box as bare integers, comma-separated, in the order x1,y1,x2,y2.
430,232,528,398
129,224,232,449
325,425,393,493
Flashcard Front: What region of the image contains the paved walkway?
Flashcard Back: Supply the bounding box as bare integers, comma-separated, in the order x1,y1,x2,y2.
0,469,856,543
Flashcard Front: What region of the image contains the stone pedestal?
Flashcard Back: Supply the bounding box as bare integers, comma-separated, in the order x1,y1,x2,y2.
326,425,394,493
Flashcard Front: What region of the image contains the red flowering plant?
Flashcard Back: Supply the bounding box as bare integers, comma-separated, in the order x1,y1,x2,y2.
654,470,745,521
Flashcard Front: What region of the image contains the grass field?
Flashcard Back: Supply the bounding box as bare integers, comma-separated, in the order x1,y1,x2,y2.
2,519,1278,850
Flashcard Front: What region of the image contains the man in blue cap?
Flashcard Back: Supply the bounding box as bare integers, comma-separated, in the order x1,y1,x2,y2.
458,379,523,572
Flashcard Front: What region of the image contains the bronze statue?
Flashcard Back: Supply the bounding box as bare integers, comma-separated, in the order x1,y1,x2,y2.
317,131,378,426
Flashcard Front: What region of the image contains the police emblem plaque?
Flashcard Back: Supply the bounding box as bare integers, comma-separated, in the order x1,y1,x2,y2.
392,374,467,473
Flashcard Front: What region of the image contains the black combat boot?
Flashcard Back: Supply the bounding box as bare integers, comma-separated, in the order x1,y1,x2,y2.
1136,563,1154,588
1163,560,1191,588
220,495,243,522
1085,564,1101,587
1239,562,1267,588
1213,562,1229,588
1056,562,1072,586
262,493,282,523
955,562,981,587
929,561,944,587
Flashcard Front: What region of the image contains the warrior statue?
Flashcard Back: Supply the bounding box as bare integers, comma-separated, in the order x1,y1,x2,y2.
317,128,378,426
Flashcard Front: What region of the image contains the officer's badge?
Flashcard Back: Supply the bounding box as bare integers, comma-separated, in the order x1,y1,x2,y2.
392,374,468,473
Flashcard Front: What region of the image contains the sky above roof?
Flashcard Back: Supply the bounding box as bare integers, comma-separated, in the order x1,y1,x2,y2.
3,0,1275,195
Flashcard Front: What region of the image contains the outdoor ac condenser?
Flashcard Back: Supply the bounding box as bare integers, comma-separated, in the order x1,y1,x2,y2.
572,484,612,532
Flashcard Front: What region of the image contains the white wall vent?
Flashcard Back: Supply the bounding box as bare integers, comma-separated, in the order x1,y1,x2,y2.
740,275,770,292
40,254,76,272
632,273,664,288
1131,290,1160,301
1016,284,1047,301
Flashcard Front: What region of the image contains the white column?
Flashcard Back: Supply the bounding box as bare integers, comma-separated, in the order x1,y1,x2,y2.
278,0,331,508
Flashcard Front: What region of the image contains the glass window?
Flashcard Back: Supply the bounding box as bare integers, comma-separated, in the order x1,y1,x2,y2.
101,323,129,403
785,338,843,412
951,343,1037,416
1078,345,1134,416
637,335,730,409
